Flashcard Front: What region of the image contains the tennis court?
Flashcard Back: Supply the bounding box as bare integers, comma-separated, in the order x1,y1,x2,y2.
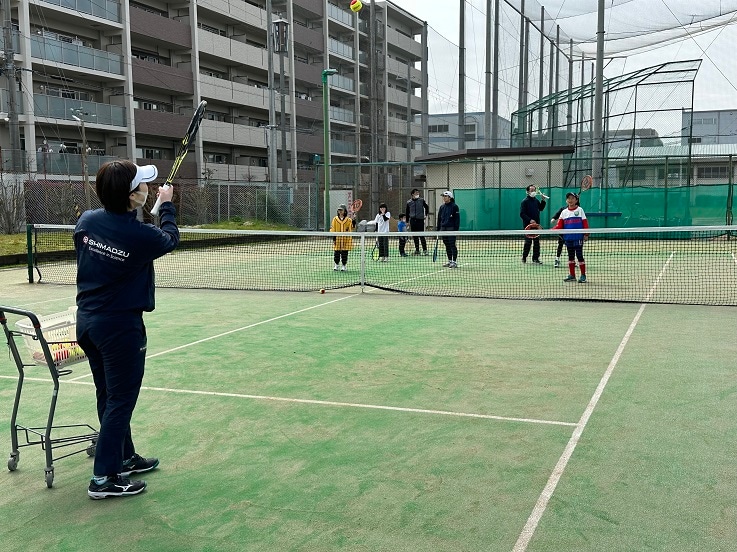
1,263,735,551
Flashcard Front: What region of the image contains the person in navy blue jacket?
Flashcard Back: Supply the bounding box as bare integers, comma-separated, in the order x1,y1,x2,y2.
519,184,547,264
437,190,460,268
74,160,179,499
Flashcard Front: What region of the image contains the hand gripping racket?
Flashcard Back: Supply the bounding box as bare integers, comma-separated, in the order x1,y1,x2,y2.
151,100,208,216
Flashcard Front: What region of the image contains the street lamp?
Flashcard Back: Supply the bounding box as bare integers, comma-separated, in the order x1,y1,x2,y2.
71,108,95,210
273,18,289,185
322,68,337,230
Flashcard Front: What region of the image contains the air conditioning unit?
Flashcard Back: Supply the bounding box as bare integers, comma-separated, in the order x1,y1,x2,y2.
525,168,534,177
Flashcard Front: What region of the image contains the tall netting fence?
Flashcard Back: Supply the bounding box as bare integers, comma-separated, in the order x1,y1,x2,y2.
21,177,319,229
27,224,737,306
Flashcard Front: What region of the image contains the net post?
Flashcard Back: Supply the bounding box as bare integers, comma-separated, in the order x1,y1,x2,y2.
26,224,34,283
359,234,365,291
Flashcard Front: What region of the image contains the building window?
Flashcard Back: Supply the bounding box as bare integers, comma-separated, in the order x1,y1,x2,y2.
200,68,224,79
688,136,702,144
428,124,449,133
205,153,228,164
697,166,729,179
135,148,164,159
198,22,226,36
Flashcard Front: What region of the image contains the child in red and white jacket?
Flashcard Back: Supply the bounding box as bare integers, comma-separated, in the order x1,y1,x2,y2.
552,192,589,283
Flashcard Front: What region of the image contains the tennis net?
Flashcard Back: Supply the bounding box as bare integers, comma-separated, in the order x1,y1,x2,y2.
27,224,737,306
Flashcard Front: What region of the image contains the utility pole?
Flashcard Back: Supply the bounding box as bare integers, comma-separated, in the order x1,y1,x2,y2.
1,0,21,172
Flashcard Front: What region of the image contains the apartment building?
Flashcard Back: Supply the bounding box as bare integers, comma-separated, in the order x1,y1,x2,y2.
1,0,427,185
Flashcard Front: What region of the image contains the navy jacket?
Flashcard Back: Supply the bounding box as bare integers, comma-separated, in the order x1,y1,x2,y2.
437,201,460,231
74,202,179,314
520,195,546,228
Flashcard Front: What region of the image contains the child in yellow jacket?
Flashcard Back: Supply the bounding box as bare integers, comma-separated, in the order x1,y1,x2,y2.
330,204,355,271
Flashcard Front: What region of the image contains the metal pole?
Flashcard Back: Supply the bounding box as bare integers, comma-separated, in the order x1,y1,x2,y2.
492,0,499,148
592,0,605,188
280,50,288,184
458,0,465,151
266,0,276,186
322,68,337,231
1,0,20,172
484,0,491,148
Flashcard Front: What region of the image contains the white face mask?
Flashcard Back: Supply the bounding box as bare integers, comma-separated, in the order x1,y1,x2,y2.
130,189,147,209
528,191,537,198
413,194,419,199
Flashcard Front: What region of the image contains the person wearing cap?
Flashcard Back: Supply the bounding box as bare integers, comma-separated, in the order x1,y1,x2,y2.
551,192,589,283
520,184,547,264
405,188,429,255
74,160,179,499
436,190,460,268
550,193,580,268
330,203,355,271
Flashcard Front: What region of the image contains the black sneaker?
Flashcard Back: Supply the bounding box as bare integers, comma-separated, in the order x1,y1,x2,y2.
120,453,159,476
88,475,146,499
532,259,543,265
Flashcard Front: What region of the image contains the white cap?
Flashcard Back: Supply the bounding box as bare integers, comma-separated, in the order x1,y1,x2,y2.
129,164,158,191
441,190,454,198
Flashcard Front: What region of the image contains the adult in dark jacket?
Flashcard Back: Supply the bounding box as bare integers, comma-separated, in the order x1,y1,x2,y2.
75,160,179,499
519,184,547,264
405,188,429,255
437,190,460,268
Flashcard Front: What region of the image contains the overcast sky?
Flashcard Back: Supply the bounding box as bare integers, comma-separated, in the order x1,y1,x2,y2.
394,0,737,113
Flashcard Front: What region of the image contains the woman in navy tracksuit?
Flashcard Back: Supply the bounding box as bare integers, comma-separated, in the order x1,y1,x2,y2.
75,160,179,499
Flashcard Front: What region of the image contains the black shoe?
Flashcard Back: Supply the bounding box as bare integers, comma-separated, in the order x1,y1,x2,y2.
120,453,159,476
88,475,146,499
532,259,543,265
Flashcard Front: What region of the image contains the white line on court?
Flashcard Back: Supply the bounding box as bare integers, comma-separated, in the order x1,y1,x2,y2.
512,252,675,552
0,374,577,427
65,294,358,381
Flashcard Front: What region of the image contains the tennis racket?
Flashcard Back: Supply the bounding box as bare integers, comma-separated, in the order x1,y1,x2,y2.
535,190,550,200
525,222,542,239
432,235,439,262
579,174,593,195
349,199,363,218
371,239,379,261
151,100,208,216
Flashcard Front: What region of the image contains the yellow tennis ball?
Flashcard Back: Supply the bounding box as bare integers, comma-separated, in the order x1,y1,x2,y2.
350,0,362,12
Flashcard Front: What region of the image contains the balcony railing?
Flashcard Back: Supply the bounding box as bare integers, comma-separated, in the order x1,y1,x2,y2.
36,152,119,176
0,29,21,52
331,139,355,155
328,37,353,59
330,74,355,93
41,0,121,22
327,2,353,26
34,94,127,127
31,35,123,74
329,106,354,124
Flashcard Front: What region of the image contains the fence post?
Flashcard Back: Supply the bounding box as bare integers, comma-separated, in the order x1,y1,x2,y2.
26,223,33,283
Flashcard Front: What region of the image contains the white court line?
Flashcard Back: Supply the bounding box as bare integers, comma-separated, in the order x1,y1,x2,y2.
0,374,577,428
65,294,357,381
512,252,675,552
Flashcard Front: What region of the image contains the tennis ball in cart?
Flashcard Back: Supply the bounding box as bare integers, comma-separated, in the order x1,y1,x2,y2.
350,0,362,12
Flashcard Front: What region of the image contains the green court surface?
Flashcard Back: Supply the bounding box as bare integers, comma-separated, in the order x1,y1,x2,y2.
0,266,735,551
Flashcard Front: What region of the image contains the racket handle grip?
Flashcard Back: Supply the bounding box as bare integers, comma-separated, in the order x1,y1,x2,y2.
150,184,170,216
